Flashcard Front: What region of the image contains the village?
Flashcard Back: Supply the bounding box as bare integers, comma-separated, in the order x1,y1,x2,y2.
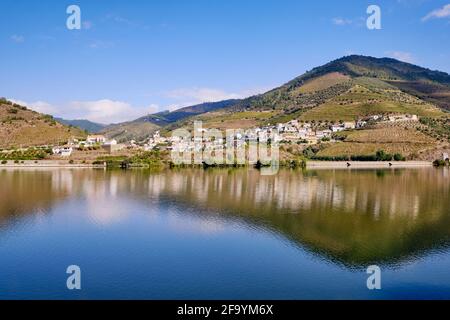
48,113,421,158
146,113,420,155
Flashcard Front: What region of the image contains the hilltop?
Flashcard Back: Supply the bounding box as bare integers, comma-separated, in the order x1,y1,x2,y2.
104,55,449,137
221,55,449,120
0,98,86,149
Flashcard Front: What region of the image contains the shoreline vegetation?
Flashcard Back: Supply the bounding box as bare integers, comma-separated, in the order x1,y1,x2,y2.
0,148,446,169
0,158,438,169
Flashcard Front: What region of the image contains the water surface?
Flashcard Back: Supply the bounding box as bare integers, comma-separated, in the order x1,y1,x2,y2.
0,168,449,299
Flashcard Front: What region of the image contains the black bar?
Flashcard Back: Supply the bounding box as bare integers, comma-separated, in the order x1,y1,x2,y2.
1,300,449,318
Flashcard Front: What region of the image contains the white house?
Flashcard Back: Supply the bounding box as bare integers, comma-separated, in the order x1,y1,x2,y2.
86,135,107,145
103,139,117,146
356,120,367,128
331,124,345,132
344,121,356,129
52,147,73,157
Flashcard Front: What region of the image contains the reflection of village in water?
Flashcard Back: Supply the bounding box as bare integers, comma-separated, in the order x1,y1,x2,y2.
1,167,449,268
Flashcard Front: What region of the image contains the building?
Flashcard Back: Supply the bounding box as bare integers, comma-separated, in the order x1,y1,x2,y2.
86,135,107,145
331,124,345,132
356,120,367,128
344,121,356,129
102,143,125,153
281,132,300,141
103,139,117,146
316,129,332,139
52,147,73,157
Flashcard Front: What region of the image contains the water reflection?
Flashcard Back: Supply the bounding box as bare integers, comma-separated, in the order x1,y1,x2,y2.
1,167,449,268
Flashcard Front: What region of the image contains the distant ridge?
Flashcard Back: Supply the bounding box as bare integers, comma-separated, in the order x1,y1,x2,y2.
101,99,239,142
55,118,107,133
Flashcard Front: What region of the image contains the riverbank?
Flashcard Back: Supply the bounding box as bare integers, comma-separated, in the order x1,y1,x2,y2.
0,159,435,169
306,160,433,169
0,160,106,168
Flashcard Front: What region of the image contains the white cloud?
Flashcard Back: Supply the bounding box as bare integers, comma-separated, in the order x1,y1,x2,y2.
66,100,158,123
9,87,269,123
332,18,352,26
386,51,416,63
10,99,159,124
10,34,25,43
422,4,450,21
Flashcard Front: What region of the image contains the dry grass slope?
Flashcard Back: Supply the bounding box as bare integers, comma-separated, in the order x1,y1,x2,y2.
317,126,438,158
0,101,86,149
294,72,351,94
300,85,445,121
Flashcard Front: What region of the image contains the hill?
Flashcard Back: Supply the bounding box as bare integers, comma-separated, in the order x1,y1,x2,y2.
160,55,449,159
101,120,161,143
4,55,449,159
55,118,106,133
0,98,86,149
155,56,448,136
101,99,239,142
225,55,450,116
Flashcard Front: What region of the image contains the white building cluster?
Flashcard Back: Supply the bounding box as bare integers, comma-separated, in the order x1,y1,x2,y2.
166,113,420,153
52,135,121,157
50,113,420,157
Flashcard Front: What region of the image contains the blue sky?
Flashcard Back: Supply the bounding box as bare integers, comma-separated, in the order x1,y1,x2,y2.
1,0,449,123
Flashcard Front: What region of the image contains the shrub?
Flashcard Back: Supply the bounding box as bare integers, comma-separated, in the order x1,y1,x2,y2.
375,150,393,161
1,160,7,164
433,159,447,167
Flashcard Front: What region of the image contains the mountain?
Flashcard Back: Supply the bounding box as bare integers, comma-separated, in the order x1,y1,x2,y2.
100,120,161,143
156,55,449,134
8,55,446,157
55,118,107,133
143,99,240,124
99,55,449,159
101,99,239,142
0,99,86,149
228,55,450,113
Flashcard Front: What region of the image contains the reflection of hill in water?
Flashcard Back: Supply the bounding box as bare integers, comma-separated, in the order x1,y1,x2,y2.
1,168,449,267
142,168,450,267
0,169,72,227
